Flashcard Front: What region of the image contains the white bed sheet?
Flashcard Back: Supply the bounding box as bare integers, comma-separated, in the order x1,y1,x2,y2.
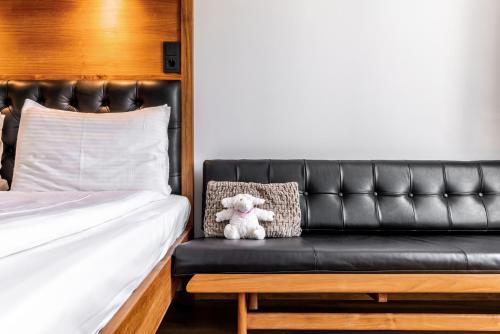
0,191,167,258
0,192,190,334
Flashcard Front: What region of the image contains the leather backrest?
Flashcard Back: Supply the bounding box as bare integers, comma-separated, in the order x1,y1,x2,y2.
0,80,181,194
203,160,500,232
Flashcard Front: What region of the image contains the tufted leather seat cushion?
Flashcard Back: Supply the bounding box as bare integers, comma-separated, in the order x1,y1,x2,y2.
174,233,500,275
173,159,500,275
0,80,181,194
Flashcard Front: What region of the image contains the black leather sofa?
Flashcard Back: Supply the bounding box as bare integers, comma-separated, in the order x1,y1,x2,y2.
174,160,500,333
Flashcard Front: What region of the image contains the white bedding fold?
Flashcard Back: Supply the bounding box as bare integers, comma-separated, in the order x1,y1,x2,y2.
0,191,165,258
0,192,190,334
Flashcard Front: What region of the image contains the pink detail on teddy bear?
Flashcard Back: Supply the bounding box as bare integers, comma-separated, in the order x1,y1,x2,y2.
236,208,254,218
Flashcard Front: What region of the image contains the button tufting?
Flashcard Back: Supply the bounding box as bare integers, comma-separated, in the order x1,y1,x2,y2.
303,191,308,196
444,193,448,198
339,192,343,197
409,193,414,197
374,192,378,196
479,193,484,197
0,80,181,192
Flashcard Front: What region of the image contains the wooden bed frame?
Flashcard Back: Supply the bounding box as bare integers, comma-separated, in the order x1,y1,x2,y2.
101,227,192,334
101,1,194,332
188,274,500,333
0,0,194,333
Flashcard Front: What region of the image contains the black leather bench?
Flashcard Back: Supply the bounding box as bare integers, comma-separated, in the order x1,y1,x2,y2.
175,234,500,274
174,160,500,333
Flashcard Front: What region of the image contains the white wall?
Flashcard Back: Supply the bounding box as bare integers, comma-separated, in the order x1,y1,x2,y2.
194,0,500,235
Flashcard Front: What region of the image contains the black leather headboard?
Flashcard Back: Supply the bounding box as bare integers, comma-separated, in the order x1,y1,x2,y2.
204,160,500,233
0,80,182,194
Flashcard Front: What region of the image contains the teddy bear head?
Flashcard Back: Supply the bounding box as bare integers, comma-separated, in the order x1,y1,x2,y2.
221,194,265,213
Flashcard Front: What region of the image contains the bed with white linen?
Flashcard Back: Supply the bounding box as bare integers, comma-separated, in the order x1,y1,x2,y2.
0,191,190,334
0,80,193,334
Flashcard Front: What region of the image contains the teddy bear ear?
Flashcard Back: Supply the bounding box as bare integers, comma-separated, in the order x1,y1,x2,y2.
221,197,234,208
251,196,265,206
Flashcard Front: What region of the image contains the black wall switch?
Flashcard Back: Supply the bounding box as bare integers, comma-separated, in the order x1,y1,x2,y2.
163,42,180,73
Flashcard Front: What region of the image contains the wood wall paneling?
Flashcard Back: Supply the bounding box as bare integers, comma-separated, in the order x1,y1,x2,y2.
181,0,194,226
0,0,180,79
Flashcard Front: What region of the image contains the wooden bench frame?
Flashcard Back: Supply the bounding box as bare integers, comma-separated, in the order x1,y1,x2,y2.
188,274,500,333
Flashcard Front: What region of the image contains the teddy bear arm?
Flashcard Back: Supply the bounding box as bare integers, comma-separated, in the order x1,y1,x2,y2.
216,209,234,222
254,208,275,221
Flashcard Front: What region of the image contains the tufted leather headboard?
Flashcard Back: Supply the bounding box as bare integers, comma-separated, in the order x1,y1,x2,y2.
204,160,500,233
0,80,182,194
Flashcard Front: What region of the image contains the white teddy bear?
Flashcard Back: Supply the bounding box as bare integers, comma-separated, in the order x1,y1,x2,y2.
215,194,274,240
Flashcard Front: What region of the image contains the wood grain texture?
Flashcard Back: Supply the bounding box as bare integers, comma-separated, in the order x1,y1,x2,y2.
187,274,500,293
180,0,194,222
192,292,500,301
159,297,500,333
100,226,191,334
248,293,259,310
238,293,248,334
0,74,182,81
247,312,500,331
0,0,179,79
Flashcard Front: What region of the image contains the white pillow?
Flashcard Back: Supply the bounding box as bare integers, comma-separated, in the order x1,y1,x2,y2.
11,99,171,194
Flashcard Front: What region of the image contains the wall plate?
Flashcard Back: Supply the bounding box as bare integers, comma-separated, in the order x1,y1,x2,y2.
163,41,180,73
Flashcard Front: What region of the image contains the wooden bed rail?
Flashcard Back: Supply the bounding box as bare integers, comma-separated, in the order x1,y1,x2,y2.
101,225,192,334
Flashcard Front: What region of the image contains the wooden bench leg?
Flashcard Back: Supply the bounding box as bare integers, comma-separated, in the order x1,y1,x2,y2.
238,293,247,334
368,293,388,303
248,293,258,310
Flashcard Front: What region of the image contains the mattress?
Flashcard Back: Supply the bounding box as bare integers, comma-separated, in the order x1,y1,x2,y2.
0,191,190,334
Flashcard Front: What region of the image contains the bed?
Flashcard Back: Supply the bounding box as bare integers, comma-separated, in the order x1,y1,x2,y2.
0,80,193,334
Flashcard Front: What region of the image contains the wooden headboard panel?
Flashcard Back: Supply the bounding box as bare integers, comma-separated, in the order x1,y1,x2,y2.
0,0,193,207
0,0,181,80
